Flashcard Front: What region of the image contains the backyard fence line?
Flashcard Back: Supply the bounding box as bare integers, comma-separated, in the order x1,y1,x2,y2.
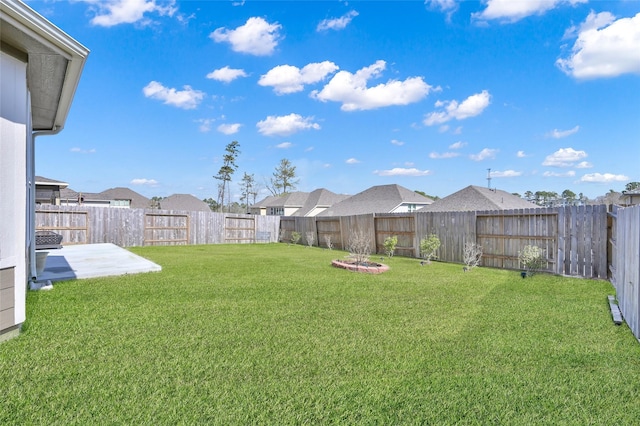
610,204,640,341
35,205,280,247
281,205,611,280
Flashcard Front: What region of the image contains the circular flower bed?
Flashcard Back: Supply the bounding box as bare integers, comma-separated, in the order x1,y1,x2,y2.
331,259,389,274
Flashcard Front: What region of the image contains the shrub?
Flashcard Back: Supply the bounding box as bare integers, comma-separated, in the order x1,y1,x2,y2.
347,230,371,264
383,235,398,258
518,245,546,276
420,234,441,264
463,242,483,271
324,235,333,250
305,231,315,248
290,231,301,245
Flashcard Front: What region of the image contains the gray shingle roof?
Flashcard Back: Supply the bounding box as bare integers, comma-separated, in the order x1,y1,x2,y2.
159,194,211,212
419,185,539,212
100,187,151,209
319,184,433,216
35,176,69,187
293,188,350,216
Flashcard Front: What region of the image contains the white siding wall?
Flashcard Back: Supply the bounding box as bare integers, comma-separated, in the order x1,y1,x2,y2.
0,51,28,333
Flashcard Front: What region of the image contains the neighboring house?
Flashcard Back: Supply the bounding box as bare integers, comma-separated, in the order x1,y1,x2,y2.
621,189,640,206
60,187,150,209
35,176,69,205
159,194,211,212
319,184,433,217
293,188,351,217
251,192,310,216
1,0,88,341
419,185,539,212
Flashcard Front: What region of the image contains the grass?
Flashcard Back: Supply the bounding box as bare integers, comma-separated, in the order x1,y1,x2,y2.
1,243,639,424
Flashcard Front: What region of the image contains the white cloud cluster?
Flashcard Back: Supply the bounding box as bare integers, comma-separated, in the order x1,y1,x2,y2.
580,173,629,183
217,123,242,135
557,12,640,79
256,113,320,136
547,125,580,139
516,150,527,158
211,17,282,56
429,151,459,159
449,141,467,150
542,147,587,167
424,90,491,126
311,60,434,111
82,0,177,27
491,170,522,178
473,0,586,23
143,81,205,109
390,139,404,146
346,158,360,164
426,0,459,16
206,66,248,83
543,171,576,178
276,142,292,149
259,61,339,94
317,10,359,31
373,168,432,177
470,148,498,161
131,178,159,186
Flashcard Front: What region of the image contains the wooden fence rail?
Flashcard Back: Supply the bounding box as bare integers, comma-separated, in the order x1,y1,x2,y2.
35,205,280,247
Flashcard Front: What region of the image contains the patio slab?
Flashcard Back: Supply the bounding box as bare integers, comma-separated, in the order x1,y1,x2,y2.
37,243,161,282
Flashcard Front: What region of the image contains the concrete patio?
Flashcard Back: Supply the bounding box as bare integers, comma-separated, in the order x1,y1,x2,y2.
36,243,161,283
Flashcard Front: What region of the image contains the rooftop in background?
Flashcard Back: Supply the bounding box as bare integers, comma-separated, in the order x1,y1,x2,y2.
319,184,433,217
419,185,539,212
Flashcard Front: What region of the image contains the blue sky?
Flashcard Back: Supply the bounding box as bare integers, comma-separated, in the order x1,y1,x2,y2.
30,0,640,202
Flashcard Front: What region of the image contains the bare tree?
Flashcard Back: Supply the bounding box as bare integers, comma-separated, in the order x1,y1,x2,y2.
347,230,371,265
324,235,333,250
463,242,483,271
305,231,315,248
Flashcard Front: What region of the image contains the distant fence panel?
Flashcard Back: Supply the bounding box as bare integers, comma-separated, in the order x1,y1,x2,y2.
316,217,342,249
279,217,296,244
415,211,476,263
374,214,415,257
476,208,557,272
340,214,376,255
611,205,640,340
35,205,280,247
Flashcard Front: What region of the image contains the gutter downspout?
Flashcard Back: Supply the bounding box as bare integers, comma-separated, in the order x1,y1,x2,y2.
28,126,62,284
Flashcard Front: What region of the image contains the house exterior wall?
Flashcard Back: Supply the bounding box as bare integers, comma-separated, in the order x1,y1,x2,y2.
0,51,28,339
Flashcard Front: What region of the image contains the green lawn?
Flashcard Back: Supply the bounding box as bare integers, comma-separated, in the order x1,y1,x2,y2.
1,244,639,424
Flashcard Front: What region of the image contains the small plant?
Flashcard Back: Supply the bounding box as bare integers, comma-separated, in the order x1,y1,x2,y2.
518,244,546,276
463,242,483,271
290,231,301,246
324,235,333,250
305,231,315,248
420,234,441,264
347,230,371,265
383,235,398,258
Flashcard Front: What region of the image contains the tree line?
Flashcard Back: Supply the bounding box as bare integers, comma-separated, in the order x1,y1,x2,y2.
514,182,639,207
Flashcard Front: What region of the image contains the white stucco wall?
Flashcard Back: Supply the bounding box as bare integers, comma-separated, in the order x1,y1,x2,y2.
0,51,28,332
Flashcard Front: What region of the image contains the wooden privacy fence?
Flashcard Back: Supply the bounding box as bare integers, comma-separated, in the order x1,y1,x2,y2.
35,205,280,247
610,204,640,341
282,205,610,279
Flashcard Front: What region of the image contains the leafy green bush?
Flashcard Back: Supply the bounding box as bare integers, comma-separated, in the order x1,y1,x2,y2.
383,235,398,258
518,244,546,276
420,234,441,264
290,231,301,245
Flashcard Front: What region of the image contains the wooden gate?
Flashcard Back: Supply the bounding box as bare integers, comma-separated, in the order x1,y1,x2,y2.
224,216,255,243
143,212,189,246
316,217,342,249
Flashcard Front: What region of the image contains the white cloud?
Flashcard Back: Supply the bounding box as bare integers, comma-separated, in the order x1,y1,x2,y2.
373,168,432,177
429,151,460,159
217,123,241,135
206,66,248,83
305,147,314,152
210,17,281,56
391,139,404,146
580,173,629,183
542,147,587,167
259,61,339,94
311,60,435,111
575,161,593,169
543,171,576,177
317,10,359,31
473,0,586,23
70,147,96,154
346,158,361,164
143,81,205,109
276,142,292,149
449,141,467,149
470,148,498,161
547,125,580,139
256,113,320,137
491,170,522,178
81,0,177,27
427,0,459,18
516,150,527,158
424,90,491,126
196,118,214,132
557,12,640,79
131,178,159,186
